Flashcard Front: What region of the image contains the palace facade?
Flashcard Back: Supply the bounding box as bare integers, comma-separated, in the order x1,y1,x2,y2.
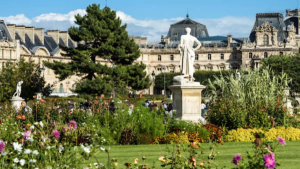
1,9,300,96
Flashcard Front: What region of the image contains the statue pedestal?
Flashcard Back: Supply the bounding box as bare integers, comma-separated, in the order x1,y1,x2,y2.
10,97,24,110
169,81,206,123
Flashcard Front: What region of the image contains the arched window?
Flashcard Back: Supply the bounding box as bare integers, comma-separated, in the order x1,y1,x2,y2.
264,52,268,58
280,52,283,56
59,83,64,93
221,54,224,60
195,54,199,60
249,53,253,59
158,55,161,61
170,55,174,61
263,34,269,46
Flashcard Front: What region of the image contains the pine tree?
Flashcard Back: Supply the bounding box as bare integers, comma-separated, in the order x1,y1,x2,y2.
44,4,151,96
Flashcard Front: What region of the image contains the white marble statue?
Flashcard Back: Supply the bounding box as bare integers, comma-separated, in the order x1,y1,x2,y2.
177,27,201,82
13,81,23,98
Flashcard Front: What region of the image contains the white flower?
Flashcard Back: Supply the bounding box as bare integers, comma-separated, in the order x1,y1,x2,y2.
58,145,64,153
46,146,51,150
27,136,34,142
24,149,32,154
1,152,7,156
100,163,104,167
100,147,105,151
32,150,39,155
19,159,25,166
83,147,90,154
29,159,37,163
39,121,43,127
13,142,22,152
34,122,38,125
30,126,35,129
13,158,19,163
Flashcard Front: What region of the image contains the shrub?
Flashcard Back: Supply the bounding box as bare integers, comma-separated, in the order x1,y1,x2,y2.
138,133,153,145
204,124,227,143
164,133,179,144
207,68,289,129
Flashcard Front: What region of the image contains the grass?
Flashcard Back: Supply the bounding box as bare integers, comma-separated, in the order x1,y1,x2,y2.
83,141,300,168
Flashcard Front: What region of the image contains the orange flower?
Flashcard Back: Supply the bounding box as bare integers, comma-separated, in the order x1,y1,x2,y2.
54,99,57,102
199,162,205,166
101,94,104,98
40,99,46,103
49,99,52,101
96,96,98,99
219,98,222,101
191,142,198,148
21,115,25,120
282,106,285,109
16,115,21,119
277,100,279,103
33,95,36,99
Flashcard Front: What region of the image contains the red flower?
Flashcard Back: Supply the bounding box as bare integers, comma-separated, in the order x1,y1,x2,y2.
189,156,196,167
21,116,25,120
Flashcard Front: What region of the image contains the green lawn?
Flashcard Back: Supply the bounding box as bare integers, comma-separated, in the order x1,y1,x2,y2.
84,141,300,168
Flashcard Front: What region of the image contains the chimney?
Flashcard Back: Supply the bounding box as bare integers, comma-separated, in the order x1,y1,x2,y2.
59,31,69,46
7,24,15,40
227,35,232,47
34,28,44,45
15,25,26,42
25,26,35,44
46,30,59,44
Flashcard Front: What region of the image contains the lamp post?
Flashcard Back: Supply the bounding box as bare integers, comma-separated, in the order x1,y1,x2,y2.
151,71,155,103
112,64,115,98
163,66,166,97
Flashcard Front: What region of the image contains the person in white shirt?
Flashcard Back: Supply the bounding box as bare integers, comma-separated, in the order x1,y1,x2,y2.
201,102,206,117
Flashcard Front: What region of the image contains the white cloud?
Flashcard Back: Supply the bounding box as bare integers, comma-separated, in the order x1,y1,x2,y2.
0,14,31,25
0,9,255,42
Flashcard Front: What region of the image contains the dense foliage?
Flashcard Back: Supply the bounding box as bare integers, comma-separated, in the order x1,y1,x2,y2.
44,4,151,96
261,54,300,92
206,68,290,129
0,58,52,102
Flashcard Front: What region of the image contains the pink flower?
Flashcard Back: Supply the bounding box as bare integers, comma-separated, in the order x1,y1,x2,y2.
0,141,5,153
68,121,77,130
264,153,276,169
52,130,60,140
23,130,32,139
277,136,286,146
232,154,241,166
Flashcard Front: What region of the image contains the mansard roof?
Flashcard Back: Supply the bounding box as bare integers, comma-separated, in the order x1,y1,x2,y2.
0,20,13,42
172,14,204,26
250,13,287,42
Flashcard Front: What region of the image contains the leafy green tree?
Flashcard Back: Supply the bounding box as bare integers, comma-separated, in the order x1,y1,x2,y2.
261,54,300,92
0,58,52,102
44,4,151,96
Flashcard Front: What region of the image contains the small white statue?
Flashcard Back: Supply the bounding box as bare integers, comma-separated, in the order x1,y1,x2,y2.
13,81,23,98
179,27,202,81
236,70,241,82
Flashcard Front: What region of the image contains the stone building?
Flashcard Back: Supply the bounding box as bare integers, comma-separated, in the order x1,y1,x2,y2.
1,10,300,96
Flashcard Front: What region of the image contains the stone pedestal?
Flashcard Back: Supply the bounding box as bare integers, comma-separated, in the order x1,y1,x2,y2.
10,97,24,110
169,81,206,123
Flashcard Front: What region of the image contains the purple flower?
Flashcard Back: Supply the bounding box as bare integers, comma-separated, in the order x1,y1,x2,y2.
232,154,241,166
0,141,5,153
264,153,276,169
52,130,60,140
23,130,32,139
68,121,77,130
277,136,286,146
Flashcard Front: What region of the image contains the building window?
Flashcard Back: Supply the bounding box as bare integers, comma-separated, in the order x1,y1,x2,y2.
195,54,199,60
158,55,161,61
220,67,225,70
264,52,268,58
2,49,4,58
233,54,237,60
59,83,64,93
170,55,174,61
263,34,269,46
170,67,175,73
9,50,12,59
249,53,253,59
280,52,283,56
221,54,224,60
157,68,162,74
208,54,211,60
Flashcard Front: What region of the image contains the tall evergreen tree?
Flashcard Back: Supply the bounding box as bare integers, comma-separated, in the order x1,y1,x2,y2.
44,4,151,96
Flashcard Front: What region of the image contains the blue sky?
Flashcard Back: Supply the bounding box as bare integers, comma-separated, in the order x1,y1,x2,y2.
0,0,299,41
